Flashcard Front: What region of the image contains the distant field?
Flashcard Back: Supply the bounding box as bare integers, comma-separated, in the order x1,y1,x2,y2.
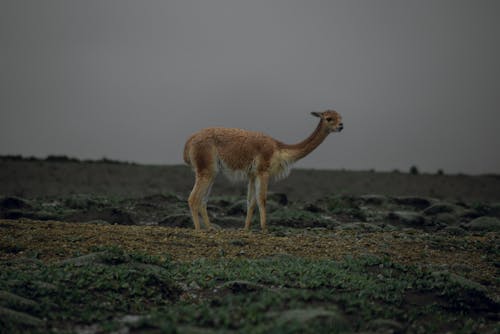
1,157,499,202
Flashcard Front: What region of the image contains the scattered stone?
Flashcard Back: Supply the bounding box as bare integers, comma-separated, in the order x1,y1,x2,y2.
158,214,192,228
360,194,387,206
466,217,500,232
393,196,433,209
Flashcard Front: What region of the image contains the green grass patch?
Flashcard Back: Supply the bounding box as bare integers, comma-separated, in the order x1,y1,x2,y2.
0,249,497,333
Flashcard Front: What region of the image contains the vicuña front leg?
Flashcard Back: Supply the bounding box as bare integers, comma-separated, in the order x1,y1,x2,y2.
245,177,256,231
256,173,269,233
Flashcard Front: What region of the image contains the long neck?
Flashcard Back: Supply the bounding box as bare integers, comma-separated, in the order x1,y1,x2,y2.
278,121,329,162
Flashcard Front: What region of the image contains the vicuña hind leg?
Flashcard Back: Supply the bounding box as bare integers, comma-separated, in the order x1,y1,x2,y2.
188,173,214,230
256,172,269,233
200,178,215,229
244,177,256,231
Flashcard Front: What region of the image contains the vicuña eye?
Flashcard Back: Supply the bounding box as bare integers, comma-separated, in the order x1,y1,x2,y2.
325,117,333,122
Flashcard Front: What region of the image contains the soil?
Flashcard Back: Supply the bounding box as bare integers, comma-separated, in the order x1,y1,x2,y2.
0,158,499,333
1,158,500,202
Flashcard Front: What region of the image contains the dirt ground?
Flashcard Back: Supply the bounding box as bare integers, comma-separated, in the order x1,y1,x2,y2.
1,158,499,333
1,158,500,202
1,219,497,287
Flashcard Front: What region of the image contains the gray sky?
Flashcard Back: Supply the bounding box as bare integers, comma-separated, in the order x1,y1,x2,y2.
1,1,499,174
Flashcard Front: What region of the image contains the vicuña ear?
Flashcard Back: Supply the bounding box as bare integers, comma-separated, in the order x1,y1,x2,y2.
311,111,322,118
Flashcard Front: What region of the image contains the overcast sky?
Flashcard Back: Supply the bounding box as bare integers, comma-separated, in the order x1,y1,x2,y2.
1,1,499,174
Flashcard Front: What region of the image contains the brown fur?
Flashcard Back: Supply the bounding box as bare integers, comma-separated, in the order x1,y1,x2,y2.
183,110,343,232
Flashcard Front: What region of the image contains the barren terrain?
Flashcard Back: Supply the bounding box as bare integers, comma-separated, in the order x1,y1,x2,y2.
0,157,499,333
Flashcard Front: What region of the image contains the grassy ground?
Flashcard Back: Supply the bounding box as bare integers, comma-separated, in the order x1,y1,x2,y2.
0,159,499,333
1,220,498,333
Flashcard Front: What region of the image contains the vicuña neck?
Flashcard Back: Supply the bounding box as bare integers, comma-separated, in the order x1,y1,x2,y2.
278,121,329,162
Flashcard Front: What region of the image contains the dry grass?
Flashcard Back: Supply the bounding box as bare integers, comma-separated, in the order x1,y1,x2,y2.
1,219,496,285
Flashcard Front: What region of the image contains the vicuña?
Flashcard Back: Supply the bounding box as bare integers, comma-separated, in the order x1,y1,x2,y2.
183,110,343,232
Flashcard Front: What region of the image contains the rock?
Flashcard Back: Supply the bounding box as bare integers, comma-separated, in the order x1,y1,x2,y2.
0,306,45,327
423,203,459,215
393,196,433,209
466,217,500,232
158,214,192,228
360,194,387,206
269,308,351,332
388,211,427,228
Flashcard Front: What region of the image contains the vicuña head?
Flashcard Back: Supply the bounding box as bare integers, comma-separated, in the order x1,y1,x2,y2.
183,109,343,232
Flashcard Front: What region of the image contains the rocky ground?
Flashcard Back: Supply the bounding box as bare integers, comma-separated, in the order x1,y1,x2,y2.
0,159,499,333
